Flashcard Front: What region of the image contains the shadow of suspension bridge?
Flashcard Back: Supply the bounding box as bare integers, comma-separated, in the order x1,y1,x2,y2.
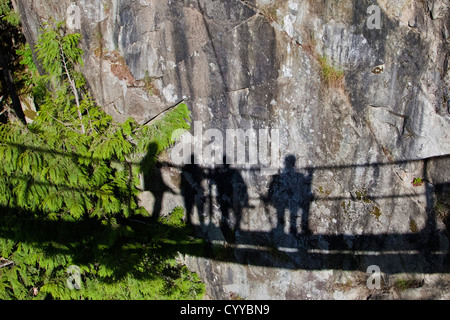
0,142,449,274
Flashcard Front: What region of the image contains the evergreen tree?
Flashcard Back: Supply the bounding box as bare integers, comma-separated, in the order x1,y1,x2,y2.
0,17,204,300
0,20,191,221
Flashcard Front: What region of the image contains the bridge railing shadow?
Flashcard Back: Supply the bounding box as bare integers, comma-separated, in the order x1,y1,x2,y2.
0,141,449,274
168,153,449,274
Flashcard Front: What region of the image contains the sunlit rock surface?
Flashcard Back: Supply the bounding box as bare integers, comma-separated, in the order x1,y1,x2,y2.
16,0,450,299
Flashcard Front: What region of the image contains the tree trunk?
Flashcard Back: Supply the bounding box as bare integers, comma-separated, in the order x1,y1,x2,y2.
0,49,26,124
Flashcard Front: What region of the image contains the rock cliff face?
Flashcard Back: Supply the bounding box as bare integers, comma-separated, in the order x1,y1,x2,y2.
16,0,450,299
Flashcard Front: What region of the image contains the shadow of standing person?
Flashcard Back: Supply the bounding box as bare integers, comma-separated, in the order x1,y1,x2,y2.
141,142,176,221
181,154,207,232
266,155,313,236
213,155,249,243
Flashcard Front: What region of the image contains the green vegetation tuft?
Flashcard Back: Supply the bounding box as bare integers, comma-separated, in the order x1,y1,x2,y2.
0,0,20,26
409,219,419,233
412,177,424,187
318,55,344,87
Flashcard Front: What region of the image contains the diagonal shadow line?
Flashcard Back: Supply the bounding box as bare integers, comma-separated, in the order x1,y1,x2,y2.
196,0,229,93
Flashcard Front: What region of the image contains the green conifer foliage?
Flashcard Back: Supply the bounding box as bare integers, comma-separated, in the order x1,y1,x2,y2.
0,19,203,300
0,21,191,221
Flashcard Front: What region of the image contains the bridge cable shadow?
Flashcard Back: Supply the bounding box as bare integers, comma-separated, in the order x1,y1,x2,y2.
0,141,449,275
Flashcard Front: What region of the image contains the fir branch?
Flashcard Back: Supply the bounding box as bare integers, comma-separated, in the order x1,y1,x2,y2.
0,23,202,301
0,106,10,116
0,259,14,268
46,112,79,133
59,43,85,134
85,106,95,134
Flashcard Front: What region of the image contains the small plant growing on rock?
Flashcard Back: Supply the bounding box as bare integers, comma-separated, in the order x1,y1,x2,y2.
229,291,246,300
318,55,344,88
143,70,161,97
394,278,424,291
412,177,424,187
409,219,419,233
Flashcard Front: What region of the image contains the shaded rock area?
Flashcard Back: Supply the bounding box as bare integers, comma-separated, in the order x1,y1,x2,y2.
15,0,450,299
